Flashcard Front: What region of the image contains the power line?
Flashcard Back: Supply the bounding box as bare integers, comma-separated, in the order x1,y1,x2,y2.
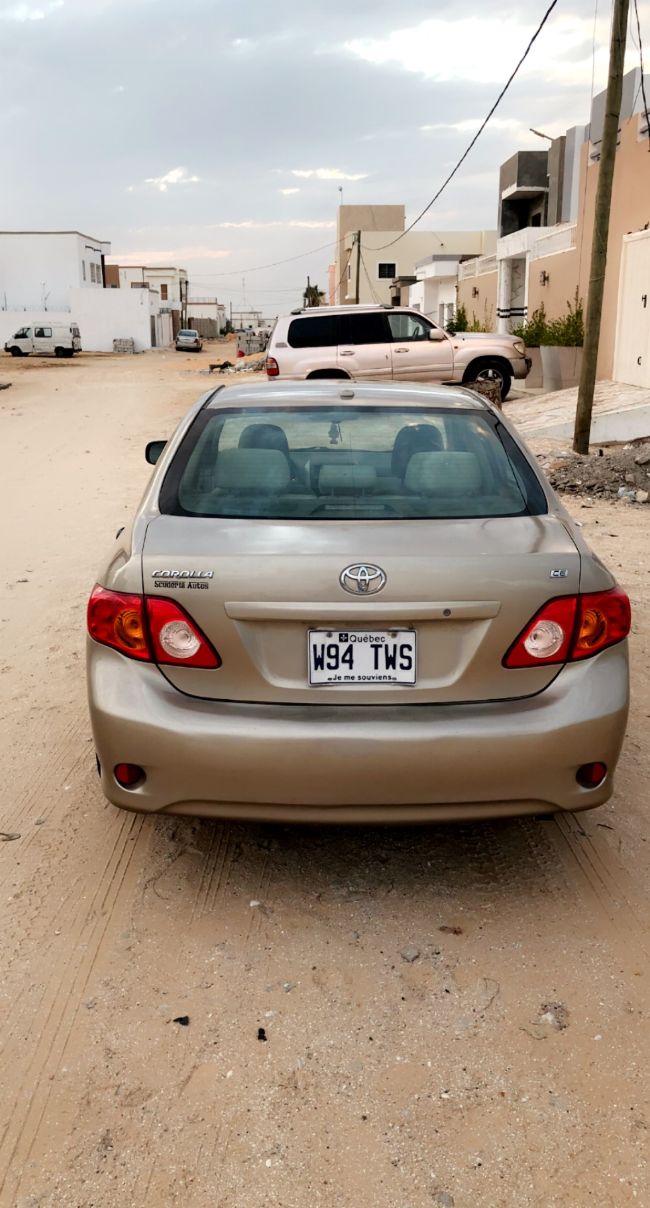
633,0,650,148
362,0,560,253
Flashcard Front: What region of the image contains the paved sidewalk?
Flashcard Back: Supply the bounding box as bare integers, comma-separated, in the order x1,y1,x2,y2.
505,380,650,443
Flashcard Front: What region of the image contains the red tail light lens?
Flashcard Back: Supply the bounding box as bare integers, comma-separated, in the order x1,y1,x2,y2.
87,587,220,669
114,762,145,788
504,588,631,669
146,597,220,668
576,761,607,788
504,596,577,668
266,356,279,378
87,586,149,660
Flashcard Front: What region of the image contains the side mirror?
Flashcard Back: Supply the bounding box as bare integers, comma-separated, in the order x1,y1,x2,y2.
146,439,167,465
429,327,447,342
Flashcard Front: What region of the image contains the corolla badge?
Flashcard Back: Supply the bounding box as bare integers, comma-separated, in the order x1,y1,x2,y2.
340,564,387,595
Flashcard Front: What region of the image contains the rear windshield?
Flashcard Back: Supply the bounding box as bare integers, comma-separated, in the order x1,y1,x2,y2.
159,406,547,520
179,330,199,337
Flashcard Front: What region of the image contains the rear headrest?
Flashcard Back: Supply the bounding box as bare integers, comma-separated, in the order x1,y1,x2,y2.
238,423,289,454
391,423,443,478
318,464,377,494
213,448,290,493
405,452,482,497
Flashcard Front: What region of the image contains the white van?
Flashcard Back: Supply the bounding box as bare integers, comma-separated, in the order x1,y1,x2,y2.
4,322,82,358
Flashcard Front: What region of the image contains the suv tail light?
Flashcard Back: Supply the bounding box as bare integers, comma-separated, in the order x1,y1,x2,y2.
504,588,631,668
266,356,279,378
87,586,221,668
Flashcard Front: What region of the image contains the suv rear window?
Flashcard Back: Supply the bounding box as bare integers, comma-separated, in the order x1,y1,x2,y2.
160,406,547,521
287,316,338,348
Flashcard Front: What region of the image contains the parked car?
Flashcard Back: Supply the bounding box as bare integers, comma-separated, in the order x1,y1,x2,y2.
4,322,81,358
266,305,530,400
87,379,630,823
175,329,203,352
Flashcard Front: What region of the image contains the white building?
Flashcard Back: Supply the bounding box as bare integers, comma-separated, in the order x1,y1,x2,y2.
187,296,226,335
0,230,110,312
107,264,188,316
0,230,174,351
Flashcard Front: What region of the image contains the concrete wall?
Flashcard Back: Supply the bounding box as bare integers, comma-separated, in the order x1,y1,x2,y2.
457,271,498,330
69,287,157,351
0,231,109,311
526,247,580,323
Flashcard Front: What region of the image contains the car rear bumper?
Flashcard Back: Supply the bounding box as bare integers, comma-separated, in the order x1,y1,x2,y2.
87,641,629,822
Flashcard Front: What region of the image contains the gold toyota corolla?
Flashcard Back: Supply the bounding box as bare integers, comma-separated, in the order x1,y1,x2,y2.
86,381,631,823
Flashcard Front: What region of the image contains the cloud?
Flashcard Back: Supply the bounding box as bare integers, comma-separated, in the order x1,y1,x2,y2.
107,246,231,265
280,187,300,195
291,167,368,181
215,219,335,229
345,13,613,87
1,0,63,18
143,167,201,192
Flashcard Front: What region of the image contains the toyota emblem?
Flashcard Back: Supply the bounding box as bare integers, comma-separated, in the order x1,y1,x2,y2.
340,563,387,595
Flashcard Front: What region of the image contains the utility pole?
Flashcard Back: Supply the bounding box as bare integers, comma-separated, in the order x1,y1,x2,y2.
573,0,629,453
354,231,361,305
306,275,311,306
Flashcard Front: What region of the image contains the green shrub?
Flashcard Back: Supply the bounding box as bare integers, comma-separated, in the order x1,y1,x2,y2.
512,294,583,347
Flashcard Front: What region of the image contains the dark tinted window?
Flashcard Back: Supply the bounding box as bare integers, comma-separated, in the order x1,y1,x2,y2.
288,316,338,348
339,312,389,345
377,262,396,278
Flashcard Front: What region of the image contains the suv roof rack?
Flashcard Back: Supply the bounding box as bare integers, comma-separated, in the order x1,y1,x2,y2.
289,303,395,316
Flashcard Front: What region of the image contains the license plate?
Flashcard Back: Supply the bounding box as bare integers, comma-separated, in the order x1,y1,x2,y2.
308,629,416,686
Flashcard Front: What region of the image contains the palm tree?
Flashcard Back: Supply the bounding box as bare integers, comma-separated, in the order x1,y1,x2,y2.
303,282,326,308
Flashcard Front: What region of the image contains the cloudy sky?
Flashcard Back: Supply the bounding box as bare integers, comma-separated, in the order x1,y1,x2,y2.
1,0,647,316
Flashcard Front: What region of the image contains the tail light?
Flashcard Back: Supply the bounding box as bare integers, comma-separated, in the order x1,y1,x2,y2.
87,586,220,668
266,356,279,378
504,588,631,669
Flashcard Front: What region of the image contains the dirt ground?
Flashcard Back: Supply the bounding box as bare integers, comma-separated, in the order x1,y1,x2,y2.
1,348,650,1207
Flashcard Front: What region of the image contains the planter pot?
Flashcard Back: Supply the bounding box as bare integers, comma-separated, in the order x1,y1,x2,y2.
525,347,543,390
540,345,583,392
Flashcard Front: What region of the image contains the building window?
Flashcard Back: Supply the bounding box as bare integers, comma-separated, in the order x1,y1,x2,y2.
161,283,168,300
90,263,96,283
347,264,351,280
82,261,86,281
377,262,396,279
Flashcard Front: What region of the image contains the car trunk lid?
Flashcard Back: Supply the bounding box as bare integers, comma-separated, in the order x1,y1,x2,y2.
141,513,581,704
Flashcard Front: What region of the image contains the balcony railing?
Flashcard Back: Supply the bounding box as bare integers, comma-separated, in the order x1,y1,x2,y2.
458,254,497,280
532,223,578,260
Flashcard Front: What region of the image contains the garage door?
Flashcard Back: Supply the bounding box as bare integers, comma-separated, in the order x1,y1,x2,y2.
614,230,650,387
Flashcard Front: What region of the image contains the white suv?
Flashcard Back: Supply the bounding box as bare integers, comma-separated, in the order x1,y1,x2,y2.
266,305,530,400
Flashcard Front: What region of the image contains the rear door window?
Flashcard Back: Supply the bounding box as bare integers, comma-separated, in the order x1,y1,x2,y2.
339,312,390,345
160,406,548,521
288,316,338,348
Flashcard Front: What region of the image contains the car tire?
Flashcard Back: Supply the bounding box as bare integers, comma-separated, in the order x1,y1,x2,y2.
55,347,65,358
463,359,512,401
9,347,22,357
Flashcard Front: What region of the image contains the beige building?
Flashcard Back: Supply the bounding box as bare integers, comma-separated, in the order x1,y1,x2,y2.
458,68,650,381
335,204,495,307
